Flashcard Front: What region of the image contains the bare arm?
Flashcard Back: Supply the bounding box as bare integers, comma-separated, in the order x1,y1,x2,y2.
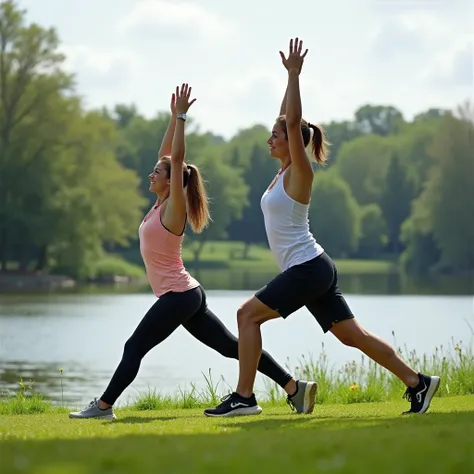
158,93,177,158
279,84,288,116
283,40,313,186
167,117,187,216
162,84,196,234
279,54,304,116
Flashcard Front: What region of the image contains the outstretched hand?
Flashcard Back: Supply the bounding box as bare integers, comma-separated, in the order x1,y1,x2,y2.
175,83,196,115
279,37,308,74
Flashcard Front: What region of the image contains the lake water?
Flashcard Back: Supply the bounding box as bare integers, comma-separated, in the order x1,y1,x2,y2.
0,272,473,408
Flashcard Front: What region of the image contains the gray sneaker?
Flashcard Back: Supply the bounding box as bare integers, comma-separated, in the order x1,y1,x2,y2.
69,398,116,420
287,380,317,414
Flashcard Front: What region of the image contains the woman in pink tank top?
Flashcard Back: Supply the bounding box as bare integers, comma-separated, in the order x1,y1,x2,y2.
70,84,306,421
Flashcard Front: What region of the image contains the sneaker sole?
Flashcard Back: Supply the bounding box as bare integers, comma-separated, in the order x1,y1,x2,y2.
303,382,318,414
204,405,263,418
69,413,117,420
419,376,441,414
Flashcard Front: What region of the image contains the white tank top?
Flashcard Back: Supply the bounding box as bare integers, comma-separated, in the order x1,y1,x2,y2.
260,168,324,271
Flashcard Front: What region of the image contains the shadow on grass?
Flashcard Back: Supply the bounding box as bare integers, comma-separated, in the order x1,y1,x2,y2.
214,408,474,432
114,416,178,424
1,411,474,474
214,415,314,431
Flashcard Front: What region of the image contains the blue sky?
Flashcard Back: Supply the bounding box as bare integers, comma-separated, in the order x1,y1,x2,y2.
19,0,473,138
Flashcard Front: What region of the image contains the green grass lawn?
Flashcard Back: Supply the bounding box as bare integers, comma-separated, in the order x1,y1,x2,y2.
1,396,473,473
182,240,397,274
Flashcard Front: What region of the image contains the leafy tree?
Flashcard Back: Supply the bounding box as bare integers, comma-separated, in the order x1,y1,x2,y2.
354,105,405,136
414,108,450,122
0,0,73,269
357,204,387,258
380,152,415,253
336,134,395,205
227,144,277,256
184,146,248,264
396,118,441,196
401,103,474,273
309,171,361,257
322,120,362,165
112,104,139,129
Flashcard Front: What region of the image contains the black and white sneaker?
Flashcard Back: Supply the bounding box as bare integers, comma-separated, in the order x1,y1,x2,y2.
402,373,440,414
204,392,262,417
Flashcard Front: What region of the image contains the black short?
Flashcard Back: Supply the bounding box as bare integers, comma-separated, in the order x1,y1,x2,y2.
255,252,354,333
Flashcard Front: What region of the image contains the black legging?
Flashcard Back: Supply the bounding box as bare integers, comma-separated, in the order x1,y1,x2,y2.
101,286,292,405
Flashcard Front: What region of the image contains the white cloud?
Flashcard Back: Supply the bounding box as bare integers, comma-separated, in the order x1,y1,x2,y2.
366,4,472,101
61,45,138,85
22,0,470,138
119,0,235,42
166,71,283,138
59,44,142,110
369,10,456,63
422,41,474,89
220,72,282,123
451,42,474,87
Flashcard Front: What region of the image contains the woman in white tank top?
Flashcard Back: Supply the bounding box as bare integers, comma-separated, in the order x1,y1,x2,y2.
204,38,440,418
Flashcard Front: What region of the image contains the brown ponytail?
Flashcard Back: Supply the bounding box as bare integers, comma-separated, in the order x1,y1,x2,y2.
307,123,328,164
158,157,211,233
276,115,329,164
185,164,210,233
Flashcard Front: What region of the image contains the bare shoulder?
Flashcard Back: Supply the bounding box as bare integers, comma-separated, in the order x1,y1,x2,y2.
161,195,186,235
283,165,313,204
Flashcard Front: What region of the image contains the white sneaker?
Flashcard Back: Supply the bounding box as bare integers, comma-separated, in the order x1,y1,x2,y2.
69,398,116,420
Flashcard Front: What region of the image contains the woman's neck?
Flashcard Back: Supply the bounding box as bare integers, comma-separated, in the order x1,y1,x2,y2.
155,192,169,208
279,157,291,173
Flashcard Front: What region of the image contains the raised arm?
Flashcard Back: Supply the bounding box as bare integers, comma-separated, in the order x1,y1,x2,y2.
279,61,302,115
280,38,313,183
162,83,197,234
279,85,288,116
158,93,177,158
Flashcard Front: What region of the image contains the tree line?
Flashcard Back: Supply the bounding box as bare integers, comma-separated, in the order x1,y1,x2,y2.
1,1,473,279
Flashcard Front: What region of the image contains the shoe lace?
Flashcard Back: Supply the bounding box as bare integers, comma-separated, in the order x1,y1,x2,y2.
83,397,98,411
402,388,412,403
219,393,232,403
403,385,425,404
286,395,295,411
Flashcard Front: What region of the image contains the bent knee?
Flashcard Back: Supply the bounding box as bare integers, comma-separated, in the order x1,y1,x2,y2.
237,305,252,327
123,337,143,358
237,304,261,328
123,337,135,352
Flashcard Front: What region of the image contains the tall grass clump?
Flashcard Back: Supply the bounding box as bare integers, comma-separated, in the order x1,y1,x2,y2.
0,378,67,415
130,369,227,410
281,329,474,405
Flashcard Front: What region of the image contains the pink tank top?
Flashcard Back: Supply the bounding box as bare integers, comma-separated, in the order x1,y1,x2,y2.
138,203,199,297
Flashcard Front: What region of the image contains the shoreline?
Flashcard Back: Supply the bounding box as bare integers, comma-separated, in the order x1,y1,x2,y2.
0,272,148,291
1,265,472,292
